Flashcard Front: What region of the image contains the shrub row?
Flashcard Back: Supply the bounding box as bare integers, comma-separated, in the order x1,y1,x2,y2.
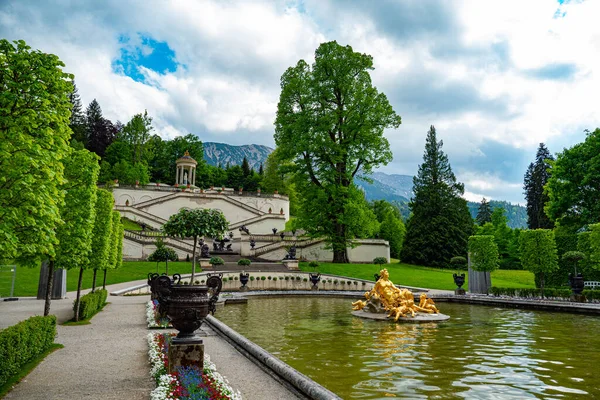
0,315,57,387
490,287,600,301
74,289,108,320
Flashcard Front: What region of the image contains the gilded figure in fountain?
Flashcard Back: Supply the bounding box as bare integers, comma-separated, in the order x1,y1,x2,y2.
352,269,447,322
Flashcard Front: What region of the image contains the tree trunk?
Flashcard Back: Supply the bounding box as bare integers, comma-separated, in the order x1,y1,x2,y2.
191,236,197,283
102,269,107,290
332,221,349,263
43,259,55,316
74,268,84,322
92,269,97,292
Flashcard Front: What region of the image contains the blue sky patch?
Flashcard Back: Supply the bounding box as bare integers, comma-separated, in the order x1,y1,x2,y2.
524,63,577,81
112,34,179,82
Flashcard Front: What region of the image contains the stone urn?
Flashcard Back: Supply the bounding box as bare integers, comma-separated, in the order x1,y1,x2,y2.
162,275,223,343
453,273,466,295
309,273,321,290
569,273,585,295
239,272,250,291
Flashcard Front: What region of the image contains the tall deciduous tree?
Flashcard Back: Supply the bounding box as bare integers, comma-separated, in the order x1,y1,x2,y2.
88,189,114,293
162,209,229,283
524,143,554,229
468,235,499,292
545,130,600,229
85,99,117,158
0,39,72,267
45,149,100,316
103,211,123,289
519,229,559,295
401,126,474,267
274,41,401,262
121,110,153,164
476,198,492,226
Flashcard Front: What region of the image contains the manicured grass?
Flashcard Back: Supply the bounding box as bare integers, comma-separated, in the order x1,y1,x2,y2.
121,217,143,231
10,261,197,297
0,344,64,398
299,262,535,290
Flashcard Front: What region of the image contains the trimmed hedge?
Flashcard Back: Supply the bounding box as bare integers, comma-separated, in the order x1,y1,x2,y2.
491,286,600,302
74,289,108,320
0,315,57,387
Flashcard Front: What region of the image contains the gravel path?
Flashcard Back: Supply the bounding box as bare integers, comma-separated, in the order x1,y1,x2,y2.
4,295,153,400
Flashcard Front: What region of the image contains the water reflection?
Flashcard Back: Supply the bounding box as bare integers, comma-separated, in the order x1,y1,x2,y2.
216,298,599,399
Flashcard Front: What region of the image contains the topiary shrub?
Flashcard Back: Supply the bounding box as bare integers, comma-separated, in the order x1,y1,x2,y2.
308,261,319,270
250,276,255,281
285,276,290,281
373,257,387,267
237,258,252,266
450,256,468,270
0,316,57,387
209,257,224,266
273,277,278,281
74,289,108,320
260,276,266,281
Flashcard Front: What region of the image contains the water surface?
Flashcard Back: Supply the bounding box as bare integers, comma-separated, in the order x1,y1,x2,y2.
216,297,599,399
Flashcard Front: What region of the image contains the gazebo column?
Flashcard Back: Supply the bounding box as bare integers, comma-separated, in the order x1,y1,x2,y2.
176,166,180,185
192,167,196,186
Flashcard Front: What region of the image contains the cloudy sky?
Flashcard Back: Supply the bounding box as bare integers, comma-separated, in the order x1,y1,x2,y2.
1,0,598,204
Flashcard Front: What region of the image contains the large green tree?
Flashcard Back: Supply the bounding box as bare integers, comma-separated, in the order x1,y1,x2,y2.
103,210,123,289
88,189,114,292
545,130,600,229
401,126,474,267
524,143,554,229
274,41,401,262
162,209,229,283
0,39,72,267
519,229,559,294
85,99,117,158
120,110,153,164
45,149,100,316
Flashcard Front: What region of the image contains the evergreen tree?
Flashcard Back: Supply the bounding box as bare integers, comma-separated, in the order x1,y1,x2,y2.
524,143,554,229
85,99,116,158
401,126,474,267
241,156,251,177
259,163,264,176
68,81,86,145
476,197,492,226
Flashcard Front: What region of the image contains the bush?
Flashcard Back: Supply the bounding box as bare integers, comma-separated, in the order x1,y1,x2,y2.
0,316,57,387
209,257,224,266
308,261,320,270
273,277,278,281
250,276,255,281
237,258,252,266
373,257,387,266
223,277,228,282
74,290,108,320
450,256,468,270
285,276,290,281
303,278,308,282
260,276,266,281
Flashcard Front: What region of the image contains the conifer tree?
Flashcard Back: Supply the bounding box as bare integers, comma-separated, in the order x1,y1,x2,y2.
85,99,117,158
476,197,492,226
241,156,251,177
68,81,87,145
401,126,474,267
523,143,554,229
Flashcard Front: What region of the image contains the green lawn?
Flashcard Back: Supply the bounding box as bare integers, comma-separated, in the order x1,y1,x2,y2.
299,262,535,290
121,218,143,231
8,261,197,297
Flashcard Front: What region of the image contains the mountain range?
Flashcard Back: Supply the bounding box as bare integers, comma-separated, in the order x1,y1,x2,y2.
203,142,273,170
203,142,527,228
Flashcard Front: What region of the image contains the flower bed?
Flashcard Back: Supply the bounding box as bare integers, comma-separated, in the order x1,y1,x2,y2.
148,332,242,400
146,300,172,329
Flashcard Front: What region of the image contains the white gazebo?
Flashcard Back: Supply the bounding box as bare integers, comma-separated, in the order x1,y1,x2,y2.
175,150,198,186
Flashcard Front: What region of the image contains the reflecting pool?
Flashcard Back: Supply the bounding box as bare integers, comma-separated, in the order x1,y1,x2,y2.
216,297,600,399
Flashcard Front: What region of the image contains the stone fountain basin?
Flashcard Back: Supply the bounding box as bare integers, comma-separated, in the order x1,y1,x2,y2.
351,310,450,322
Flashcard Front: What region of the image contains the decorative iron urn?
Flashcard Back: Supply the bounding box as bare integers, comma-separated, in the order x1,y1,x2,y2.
569,273,585,295
453,273,466,295
239,272,250,288
157,274,223,343
309,272,321,289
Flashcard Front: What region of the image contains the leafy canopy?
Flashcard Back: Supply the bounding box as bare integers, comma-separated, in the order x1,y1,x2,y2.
468,235,499,272
0,39,73,266
274,41,401,262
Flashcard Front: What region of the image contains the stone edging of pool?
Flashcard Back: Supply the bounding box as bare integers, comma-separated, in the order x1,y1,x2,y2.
206,314,341,400
433,294,600,315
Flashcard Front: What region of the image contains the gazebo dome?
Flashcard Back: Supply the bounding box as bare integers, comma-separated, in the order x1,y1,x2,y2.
176,150,198,165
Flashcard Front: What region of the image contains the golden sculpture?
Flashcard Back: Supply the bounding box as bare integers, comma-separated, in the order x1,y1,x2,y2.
352,269,440,322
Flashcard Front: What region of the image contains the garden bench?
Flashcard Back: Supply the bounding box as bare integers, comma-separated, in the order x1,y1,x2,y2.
584,281,600,289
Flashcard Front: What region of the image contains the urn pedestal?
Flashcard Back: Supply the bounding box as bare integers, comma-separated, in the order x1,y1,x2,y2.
199,258,212,269
283,260,299,270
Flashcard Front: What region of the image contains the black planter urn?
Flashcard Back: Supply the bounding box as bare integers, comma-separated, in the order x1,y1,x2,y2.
239,272,250,291
309,273,321,290
569,273,585,296
160,275,223,343
453,273,466,295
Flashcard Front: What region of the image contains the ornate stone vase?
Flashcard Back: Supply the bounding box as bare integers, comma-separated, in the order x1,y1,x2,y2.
239,272,250,287
309,273,321,288
569,273,585,295
163,275,223,342
453,273,465,289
